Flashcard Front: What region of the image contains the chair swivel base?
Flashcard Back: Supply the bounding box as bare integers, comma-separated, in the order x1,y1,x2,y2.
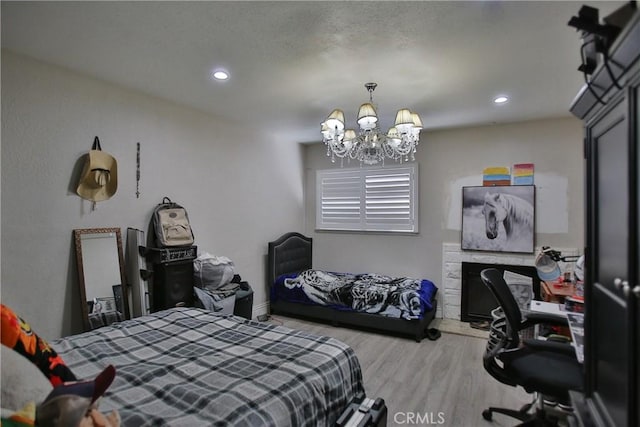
483,397,570,427
482,400,534,423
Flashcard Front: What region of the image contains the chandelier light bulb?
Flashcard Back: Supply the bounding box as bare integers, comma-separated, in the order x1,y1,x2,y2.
411,112,423,129
325,109,345,131
320,122,329,135
343,129,357,144
357,103,378,130
394,109,414,134
342,130,355,149
387,127,401,147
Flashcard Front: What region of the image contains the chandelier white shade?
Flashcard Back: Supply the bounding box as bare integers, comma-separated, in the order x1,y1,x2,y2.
321,83,422,166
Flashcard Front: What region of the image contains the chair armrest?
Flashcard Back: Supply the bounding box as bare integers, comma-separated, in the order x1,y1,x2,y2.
522,311,569,328
522,338,577,358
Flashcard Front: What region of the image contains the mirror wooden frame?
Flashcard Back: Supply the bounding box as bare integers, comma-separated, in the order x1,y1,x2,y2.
74,227,129,331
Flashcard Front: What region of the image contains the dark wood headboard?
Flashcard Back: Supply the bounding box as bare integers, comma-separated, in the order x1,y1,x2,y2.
267,232,312,287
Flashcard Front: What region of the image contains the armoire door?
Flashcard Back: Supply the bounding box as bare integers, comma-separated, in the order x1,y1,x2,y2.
587,94,630,427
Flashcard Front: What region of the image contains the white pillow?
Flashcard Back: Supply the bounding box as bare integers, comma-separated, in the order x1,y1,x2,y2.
1,344,53,410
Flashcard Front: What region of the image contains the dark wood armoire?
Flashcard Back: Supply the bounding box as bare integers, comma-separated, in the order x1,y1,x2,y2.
569,3,640,426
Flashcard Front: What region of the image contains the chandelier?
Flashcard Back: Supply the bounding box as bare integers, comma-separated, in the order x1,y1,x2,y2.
321,83,422,166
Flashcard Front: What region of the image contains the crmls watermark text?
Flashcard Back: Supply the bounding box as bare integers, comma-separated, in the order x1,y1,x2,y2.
393,412,446,425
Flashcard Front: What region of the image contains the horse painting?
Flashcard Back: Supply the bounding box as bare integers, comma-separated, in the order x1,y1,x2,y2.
483,192,534,240
461,185,535,253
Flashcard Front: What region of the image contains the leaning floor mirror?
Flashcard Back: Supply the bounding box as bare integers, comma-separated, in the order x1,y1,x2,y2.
74,227,129,330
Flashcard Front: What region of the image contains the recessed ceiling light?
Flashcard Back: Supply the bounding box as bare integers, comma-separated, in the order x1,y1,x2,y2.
212,70,229,80
494,96,509,104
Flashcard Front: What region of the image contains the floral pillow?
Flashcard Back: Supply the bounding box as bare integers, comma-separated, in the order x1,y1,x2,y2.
1,304,76,386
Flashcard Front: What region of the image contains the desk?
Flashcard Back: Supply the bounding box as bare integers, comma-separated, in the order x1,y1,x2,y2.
529,300,584,363
530,300,566,317
541,280,575,303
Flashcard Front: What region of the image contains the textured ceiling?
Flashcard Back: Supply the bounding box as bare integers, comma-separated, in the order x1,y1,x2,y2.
1,1,626,143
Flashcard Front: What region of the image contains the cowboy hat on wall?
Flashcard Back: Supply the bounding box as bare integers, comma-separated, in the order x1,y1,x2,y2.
76,136,118,203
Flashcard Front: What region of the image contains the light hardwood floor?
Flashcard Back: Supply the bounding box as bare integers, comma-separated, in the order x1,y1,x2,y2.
271,315,532,427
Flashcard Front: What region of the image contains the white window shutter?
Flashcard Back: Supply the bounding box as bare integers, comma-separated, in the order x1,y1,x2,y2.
316,165,418,233
365,168,416,232
316,169,362,230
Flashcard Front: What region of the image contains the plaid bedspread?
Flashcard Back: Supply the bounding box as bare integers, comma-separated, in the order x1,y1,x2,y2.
52,308,364,426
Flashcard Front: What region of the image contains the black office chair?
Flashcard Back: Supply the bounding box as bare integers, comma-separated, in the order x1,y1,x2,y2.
480,268,583,426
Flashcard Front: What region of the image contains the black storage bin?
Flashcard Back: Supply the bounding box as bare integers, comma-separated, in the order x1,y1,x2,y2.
234,286,253,320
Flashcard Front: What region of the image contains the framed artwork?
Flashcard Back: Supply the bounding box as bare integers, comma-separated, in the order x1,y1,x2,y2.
461,185,535,254
94,296,116,313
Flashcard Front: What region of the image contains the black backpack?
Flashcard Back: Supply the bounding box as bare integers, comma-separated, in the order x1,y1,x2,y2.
150,197,194,247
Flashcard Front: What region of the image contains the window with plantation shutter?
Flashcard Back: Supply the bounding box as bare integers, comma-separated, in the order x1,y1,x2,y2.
316,165,418,233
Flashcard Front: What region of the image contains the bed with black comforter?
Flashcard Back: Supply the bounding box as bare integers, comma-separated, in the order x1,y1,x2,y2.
268,232,439,342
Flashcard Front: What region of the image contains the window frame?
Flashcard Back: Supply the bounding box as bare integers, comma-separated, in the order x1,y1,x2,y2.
315,164,419,234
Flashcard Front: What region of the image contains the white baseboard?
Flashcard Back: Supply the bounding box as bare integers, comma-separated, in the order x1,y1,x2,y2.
252,301,269,320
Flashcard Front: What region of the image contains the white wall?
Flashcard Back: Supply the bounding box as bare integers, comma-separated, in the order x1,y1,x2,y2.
2,50,585,337
304,117,584,313
1,51,305,338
